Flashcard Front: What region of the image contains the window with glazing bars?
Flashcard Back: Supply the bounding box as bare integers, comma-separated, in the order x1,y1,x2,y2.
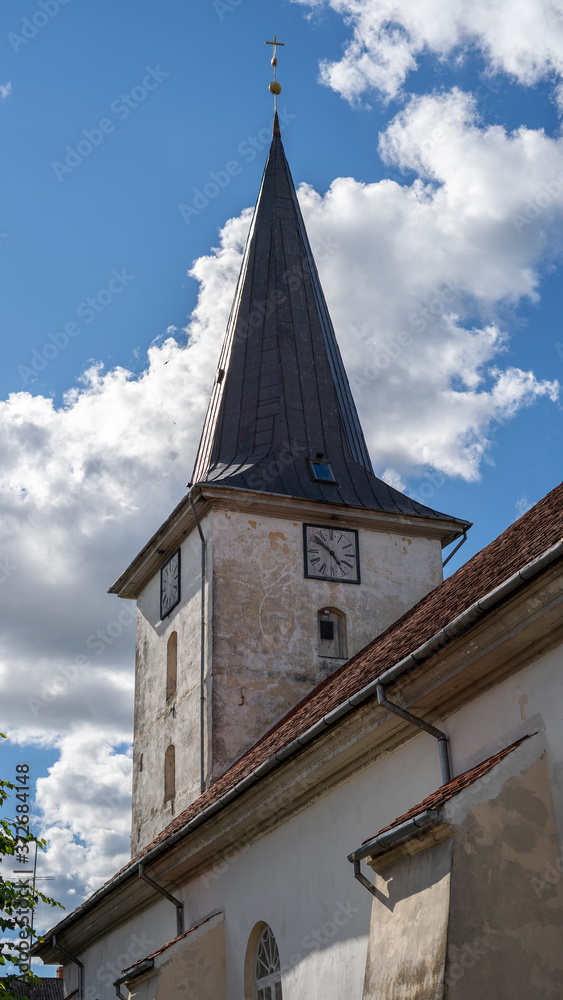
255,926,283,1000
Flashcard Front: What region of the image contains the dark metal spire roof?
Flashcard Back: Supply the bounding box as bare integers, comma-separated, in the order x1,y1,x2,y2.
191,129,459,524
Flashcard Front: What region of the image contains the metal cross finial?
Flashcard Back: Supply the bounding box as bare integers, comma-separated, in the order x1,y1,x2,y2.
266,35,284,117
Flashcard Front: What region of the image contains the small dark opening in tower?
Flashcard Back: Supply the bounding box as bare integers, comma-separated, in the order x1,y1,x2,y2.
320,620,334,641
164,745,175,802
166,631,178,700
309,459,336,483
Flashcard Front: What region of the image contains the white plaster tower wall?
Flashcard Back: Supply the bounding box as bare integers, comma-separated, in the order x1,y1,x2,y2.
209,504,444,777
130,497,445,854
131,518,213,856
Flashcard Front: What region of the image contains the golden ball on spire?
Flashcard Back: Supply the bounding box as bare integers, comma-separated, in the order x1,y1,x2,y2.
269,81,282,95
271,56,277,67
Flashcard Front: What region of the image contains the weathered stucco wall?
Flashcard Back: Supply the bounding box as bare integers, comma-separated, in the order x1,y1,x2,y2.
210,507,443,776
444,743,563,999
125,913,227,1000
362,838,453,999
361,734,563,1000
154,915,226,999
448,641,563,861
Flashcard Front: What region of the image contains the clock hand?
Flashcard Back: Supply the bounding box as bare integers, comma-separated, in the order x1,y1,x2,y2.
313,537,345,568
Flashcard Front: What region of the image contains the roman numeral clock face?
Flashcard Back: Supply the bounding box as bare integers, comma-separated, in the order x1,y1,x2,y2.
160,548,181,619
304,525,360,584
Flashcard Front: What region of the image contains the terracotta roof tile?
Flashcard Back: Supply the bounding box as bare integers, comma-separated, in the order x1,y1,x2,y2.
363,733,533,843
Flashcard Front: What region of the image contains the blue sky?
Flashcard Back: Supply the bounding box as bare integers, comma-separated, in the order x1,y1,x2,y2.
2,0,563,974
1,0,389,400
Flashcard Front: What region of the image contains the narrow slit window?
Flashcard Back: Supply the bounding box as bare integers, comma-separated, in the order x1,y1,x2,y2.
166,631,177,700
164,744,175,802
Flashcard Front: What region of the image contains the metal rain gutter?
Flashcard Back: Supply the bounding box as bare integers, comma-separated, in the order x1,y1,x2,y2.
347,809,442,896
35,537,563,946
114,959,154,1000
188,487,207,795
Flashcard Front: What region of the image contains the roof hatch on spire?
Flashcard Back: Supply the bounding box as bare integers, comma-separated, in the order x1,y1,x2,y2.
191,127,462,528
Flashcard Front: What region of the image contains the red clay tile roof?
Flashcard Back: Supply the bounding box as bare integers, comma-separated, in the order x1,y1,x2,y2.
136,479,562,859
363,733,532,843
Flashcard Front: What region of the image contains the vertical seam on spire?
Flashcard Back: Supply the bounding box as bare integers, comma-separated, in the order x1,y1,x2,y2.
281,141,373,473
277,213,322,503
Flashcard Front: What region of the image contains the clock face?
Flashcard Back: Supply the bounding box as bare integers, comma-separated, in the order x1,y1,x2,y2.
304,524,360,584
160,548,181,619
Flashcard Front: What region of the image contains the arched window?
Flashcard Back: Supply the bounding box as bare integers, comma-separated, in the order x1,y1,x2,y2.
164,744,175,802
317,607,347,659
254,925,282,1000
166,631,177,699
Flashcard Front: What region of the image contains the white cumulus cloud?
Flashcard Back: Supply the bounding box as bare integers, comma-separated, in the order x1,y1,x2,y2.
296,89,560,477
31,731,133,922
297,0,563,105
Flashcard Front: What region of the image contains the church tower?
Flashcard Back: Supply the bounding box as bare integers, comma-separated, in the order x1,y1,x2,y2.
110,102,467,856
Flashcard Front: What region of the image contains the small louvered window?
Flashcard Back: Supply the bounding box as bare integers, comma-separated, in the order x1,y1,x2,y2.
320,620,334,641
318,608,347,658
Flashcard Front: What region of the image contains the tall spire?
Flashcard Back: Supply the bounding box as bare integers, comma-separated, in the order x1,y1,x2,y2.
191,127,453,522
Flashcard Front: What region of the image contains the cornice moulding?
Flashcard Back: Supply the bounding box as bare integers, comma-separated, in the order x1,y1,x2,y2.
110,484,468,599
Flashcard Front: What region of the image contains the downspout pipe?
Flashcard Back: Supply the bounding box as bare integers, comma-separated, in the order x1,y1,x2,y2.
442,527,468,568
51,936,83,1000
114,977,128,1000
376,683,451,784
138,863,184,935
188,488,207,795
